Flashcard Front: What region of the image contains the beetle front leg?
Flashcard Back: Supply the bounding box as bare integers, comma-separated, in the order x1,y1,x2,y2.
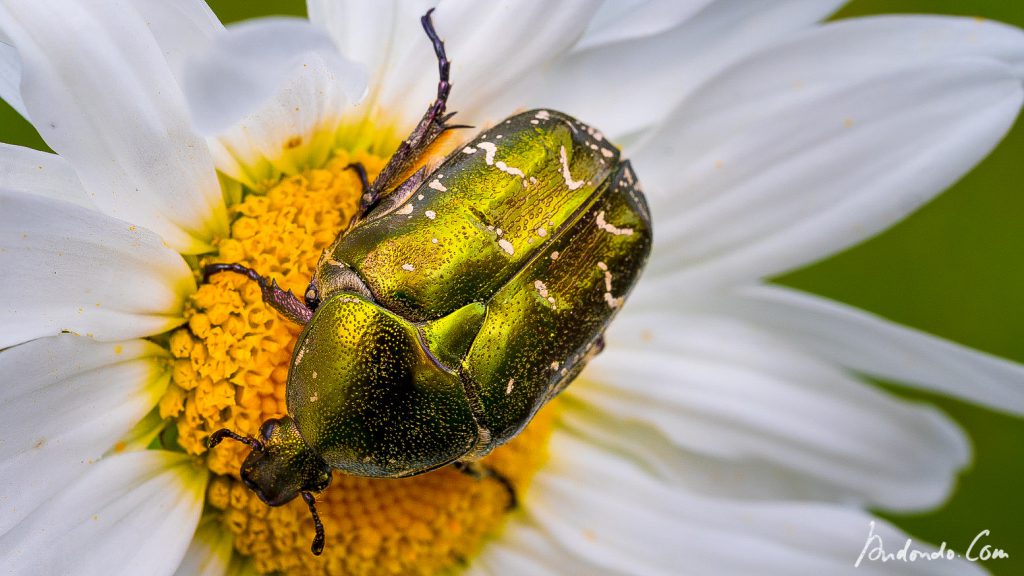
204,263,313,325
453,461,518,510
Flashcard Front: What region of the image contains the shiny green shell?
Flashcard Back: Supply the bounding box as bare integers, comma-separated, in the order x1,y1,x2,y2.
289,109,652,478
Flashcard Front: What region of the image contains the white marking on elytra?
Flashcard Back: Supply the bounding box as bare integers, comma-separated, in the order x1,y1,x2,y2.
496,228,503,236
535,110,550,120
498,238,515,255
429,179,447,192
537,227,547,237
295,347,305,365
559,146,585,190
530,120,539,125
596,210,634,236
506,378,515,394
550,251,559,260
597,261,623,309
601,148,615,158
534,279,549,298
597,261,613,291
550,360,560,370
431,238,439,244
397,203,414,215
312,370,318,380
425,210,436,220
477,141,498,165
463,146,477,154
402,263,415,271
417,194,425,200
310,392,318,402
495,161,525,178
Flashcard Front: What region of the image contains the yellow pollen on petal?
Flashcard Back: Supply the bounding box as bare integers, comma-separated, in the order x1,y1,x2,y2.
160,149,557,575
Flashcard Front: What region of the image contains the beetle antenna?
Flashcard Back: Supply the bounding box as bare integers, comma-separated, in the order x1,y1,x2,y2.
302,491,326,556
208,428,264,451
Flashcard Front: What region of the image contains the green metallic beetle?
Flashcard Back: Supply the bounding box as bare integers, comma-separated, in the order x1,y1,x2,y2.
207,10,651,555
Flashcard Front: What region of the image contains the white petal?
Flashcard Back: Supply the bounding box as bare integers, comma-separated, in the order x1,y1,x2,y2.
573,0,714,49
0,37,26,117
575,310,969,511
557,399,852,504
105,410,166,457
0,190,195,348
307,0,430,90
131,0,223,86
633,16,1024,292
184,19,366,188
317,0,600,134
0,0,228,254
0,450,207,576
485,0,845,139
426,0,600,124
0,142,93,208
174,520,234,576
522,431,983,576
0,335,168,536
469,521,617,576
723,284,1024,415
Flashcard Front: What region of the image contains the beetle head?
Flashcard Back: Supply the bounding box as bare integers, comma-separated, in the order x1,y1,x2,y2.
208,417,332,554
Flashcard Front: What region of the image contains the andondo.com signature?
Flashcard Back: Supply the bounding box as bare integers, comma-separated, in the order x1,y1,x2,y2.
855,521,1009,567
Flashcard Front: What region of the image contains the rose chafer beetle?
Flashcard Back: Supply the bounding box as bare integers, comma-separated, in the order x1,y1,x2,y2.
207,10,651,555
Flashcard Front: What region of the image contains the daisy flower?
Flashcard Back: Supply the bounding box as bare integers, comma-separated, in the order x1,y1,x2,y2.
1,1,1023,575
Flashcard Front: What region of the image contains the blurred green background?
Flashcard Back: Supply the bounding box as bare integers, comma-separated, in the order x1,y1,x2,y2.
0,0,1020,573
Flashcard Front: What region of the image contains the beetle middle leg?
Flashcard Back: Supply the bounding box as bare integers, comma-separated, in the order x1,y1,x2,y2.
203,263,313,325
453,461,519,510
344,162,375,215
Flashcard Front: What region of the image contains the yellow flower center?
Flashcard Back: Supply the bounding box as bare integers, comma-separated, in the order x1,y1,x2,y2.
158,150,555,575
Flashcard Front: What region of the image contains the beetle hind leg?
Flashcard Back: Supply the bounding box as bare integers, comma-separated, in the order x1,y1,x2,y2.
357,10,455,217
203,263,313,325
452,461,519,510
